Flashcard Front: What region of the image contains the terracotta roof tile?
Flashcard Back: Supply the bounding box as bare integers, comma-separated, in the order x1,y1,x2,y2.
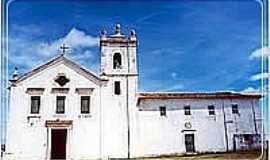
137,92,262,106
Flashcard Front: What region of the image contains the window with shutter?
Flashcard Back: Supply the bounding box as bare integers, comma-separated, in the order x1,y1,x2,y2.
31,96,40,114
56,96,65,114
159,106,166,116
232,104,239,114
208,105,215,115
81,96,90,114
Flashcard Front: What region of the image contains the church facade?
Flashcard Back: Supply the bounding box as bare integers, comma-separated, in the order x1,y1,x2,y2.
5,24,262,160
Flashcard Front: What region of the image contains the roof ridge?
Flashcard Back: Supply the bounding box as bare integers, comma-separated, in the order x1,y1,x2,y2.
138,92,262,97
61,55,100,80
13,55,64,83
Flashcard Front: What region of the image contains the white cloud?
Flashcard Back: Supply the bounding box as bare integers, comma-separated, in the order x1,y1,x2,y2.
58,28,99,49
135,12,166,24
70,50,94,62
35,27,99,56
241,87,260,93
249,72,269,81
68,50,99,73
171,72,178,79
249,47,270,60
160,83,184,92
150,48,184,55
9,27,99,70
241,86,268,96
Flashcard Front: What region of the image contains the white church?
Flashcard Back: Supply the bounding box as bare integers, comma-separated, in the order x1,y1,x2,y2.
5,24,262,160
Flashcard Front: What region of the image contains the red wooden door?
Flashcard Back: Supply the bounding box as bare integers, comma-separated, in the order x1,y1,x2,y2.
51,129,67,160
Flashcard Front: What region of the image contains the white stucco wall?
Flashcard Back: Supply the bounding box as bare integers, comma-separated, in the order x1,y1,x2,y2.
6,62,102,160
131,98,262,157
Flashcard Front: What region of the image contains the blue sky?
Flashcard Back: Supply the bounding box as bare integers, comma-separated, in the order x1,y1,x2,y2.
7,0,264,93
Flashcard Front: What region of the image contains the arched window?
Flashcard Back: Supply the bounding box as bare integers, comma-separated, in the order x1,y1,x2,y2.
113,53,122,69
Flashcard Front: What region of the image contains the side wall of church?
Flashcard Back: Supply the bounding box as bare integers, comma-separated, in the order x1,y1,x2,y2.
131,98,261,157
6,63,102,160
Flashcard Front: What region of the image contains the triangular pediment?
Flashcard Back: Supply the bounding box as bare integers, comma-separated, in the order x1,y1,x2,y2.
12,55,105,85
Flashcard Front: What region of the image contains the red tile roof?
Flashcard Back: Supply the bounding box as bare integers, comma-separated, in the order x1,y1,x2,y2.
137,92,262,106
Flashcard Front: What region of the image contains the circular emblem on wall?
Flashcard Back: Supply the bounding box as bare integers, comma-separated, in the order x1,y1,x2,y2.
184,122,192,129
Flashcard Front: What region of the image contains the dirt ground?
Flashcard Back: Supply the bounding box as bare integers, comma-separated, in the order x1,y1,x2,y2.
135,150,267,160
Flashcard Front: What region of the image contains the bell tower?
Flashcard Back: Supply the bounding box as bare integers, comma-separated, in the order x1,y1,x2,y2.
99,24,138,158
100,24,137,76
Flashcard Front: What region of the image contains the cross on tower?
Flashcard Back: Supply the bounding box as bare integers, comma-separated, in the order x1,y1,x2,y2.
60,43,69,55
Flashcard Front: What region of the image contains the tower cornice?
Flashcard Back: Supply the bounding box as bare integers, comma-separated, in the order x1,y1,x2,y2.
100,23,137,47
100,37,137,47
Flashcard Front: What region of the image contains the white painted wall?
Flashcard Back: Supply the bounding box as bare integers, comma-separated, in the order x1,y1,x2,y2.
6,62,102,160
131,98,262,157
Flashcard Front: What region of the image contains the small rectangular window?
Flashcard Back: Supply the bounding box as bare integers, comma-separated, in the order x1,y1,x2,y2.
208,105,215,115
81,96,90,114
159,106,166,116
232,104,239,114
56,96,65,114
114,81,121,95
31,96,40,114
184,106,191,115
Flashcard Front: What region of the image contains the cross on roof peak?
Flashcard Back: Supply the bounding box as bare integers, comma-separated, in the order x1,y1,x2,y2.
60,43,70,55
